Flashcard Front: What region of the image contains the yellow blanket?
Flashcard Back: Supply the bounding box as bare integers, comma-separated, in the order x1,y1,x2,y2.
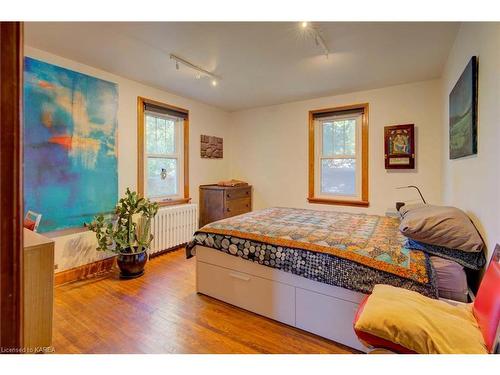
355,284,488,354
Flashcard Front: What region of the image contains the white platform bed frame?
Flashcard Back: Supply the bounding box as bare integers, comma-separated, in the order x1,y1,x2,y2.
195,245,369,352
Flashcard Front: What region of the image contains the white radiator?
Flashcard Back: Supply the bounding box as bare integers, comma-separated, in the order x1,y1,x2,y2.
149,203,198,255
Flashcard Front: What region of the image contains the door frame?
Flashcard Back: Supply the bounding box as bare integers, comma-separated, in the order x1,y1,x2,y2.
0,21,24,351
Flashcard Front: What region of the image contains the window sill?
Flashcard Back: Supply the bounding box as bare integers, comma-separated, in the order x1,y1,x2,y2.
307,197,369,207
157,197,192,207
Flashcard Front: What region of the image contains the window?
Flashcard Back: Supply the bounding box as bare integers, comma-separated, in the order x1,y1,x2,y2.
137,97,190,205
308,104,369,207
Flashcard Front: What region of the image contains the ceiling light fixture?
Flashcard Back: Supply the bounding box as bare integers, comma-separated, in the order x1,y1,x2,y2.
300,22,330,59
170,54,221,86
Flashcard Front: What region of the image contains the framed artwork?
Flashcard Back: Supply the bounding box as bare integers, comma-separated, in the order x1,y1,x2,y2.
200,135,223,158
24,57,118,232
384,124,415,169
449,56,478,159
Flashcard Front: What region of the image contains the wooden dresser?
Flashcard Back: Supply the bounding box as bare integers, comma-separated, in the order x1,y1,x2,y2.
24,228,55,352
199,184,252,227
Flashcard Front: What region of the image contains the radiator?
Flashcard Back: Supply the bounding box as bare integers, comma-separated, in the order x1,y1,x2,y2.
148,203,198,255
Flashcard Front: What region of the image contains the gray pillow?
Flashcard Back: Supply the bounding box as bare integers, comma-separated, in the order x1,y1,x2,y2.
430,256,468,303
399,204,484,252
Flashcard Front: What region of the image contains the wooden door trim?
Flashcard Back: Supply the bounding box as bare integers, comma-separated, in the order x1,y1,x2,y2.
0,21,24,351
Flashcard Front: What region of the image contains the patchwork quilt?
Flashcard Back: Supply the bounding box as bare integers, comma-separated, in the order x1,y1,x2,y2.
187,207,437,297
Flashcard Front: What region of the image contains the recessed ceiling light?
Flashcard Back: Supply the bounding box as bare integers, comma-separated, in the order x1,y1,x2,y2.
301,22,309,29
211,79,218,87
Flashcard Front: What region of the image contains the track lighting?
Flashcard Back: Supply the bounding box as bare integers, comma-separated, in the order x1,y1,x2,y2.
170,54,221,87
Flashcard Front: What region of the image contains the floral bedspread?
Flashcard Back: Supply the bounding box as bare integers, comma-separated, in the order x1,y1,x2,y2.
187,207,437,297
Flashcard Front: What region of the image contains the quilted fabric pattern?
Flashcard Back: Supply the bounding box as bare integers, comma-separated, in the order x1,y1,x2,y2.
187,208,436,296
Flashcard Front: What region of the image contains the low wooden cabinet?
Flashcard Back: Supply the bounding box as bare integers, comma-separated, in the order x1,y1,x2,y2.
199,184,252,227
24,228,55,352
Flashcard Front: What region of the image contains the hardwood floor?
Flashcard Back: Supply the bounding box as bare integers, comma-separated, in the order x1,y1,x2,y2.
53,249,359,354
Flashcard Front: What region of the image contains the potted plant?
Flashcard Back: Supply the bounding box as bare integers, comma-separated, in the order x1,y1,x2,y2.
86,188,159,279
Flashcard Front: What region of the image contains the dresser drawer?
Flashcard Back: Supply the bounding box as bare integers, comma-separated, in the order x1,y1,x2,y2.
295,288,365,351
197,261,296,325
199,184,252,226
225,187,251,200
225,198,251,215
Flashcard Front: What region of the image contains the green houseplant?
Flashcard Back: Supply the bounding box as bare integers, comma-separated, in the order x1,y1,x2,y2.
87,188,159,279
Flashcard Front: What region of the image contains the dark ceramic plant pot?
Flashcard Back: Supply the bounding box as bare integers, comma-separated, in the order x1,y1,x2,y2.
117,247,148,279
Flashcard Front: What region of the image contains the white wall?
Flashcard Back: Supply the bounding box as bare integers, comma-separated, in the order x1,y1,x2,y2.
29,23,500,272
229,80,443,215
25,47,232,271
441,23,500,260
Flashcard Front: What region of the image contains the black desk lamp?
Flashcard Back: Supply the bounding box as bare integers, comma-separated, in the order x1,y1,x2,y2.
395,185,427,211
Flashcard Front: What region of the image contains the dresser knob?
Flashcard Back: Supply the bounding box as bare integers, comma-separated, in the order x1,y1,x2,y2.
227,208,231,212
227,194,231,198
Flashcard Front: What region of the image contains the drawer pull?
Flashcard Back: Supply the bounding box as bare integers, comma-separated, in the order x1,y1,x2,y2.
229,272,251,281
226,194,231,198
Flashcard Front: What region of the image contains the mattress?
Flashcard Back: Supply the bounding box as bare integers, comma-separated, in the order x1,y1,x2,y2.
187,207,437,298
430,256,469,302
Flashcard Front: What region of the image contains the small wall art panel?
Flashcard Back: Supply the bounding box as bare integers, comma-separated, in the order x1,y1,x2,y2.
200,135,223,159
384,124,415,169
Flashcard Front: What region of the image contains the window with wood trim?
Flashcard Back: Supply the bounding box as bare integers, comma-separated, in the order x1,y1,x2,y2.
137,97,190,206
308,104,369,207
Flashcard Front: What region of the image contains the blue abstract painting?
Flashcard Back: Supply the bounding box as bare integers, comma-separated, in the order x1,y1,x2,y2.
24,57,118,233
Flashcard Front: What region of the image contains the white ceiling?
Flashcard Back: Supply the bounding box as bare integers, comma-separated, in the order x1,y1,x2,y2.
25,22,459,111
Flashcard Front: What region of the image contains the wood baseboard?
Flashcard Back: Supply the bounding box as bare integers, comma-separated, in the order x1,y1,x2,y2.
54,246,186,286
149,243,186,259
55,257,117,286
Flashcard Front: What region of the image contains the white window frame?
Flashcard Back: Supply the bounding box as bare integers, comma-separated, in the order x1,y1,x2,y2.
143,110,184,202
314,113,362,201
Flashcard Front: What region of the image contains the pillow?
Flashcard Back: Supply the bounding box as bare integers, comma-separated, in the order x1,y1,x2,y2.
430,256,469,302
354,284,488,354
406,239,486,270
399,204,484,252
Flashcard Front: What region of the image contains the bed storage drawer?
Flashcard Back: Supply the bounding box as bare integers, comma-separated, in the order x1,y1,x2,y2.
295,288,365,351
197,261,295,326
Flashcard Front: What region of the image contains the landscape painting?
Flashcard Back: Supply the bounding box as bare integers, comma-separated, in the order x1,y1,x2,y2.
24,57,118,232
449,56,478,159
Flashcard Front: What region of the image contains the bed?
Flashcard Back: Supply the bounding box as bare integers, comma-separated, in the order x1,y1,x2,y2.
187,207,439,351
